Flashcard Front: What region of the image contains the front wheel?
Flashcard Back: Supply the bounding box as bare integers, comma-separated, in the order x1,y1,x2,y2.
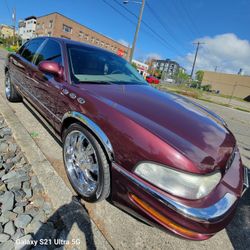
62,123,110,202
5,72,22,102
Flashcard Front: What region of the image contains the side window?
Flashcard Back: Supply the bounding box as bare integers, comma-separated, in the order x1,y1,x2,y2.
35,40,62,66
21,39,44,62
17,42,28,55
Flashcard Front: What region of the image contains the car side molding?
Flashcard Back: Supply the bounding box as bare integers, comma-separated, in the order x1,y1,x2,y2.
62,111,114,160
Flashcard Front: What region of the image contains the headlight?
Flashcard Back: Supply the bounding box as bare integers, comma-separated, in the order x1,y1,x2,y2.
134,162,221,200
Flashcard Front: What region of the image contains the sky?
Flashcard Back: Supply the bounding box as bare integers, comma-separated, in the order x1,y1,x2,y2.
0,0,250,75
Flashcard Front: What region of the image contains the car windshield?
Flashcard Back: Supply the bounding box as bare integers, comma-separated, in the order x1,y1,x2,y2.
67,44,148,85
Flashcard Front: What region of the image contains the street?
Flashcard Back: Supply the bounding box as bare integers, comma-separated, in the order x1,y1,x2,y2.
0,48,249,249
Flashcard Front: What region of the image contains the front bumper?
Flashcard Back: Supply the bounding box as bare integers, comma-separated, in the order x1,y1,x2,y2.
111,153,247,240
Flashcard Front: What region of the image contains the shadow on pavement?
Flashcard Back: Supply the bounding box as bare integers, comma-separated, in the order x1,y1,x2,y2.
226,179,250,250
32,196,96,250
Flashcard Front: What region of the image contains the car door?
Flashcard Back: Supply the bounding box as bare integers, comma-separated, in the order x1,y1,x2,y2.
30,39,65,126
10,38,45,99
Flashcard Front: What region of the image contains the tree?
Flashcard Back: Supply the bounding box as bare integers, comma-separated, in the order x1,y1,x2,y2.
174,69,190,84
195,70,204,83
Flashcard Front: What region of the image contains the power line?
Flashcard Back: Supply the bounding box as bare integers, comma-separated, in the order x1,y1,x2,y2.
179,0,201,37
4,0,11,16
102,0,136,26
145,1,184,52
111,0,184,56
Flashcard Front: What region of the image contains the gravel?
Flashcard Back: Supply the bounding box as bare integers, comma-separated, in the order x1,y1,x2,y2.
0,115,54,249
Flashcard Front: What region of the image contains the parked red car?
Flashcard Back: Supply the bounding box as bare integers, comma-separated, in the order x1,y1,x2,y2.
146,75,160,84
5,37,248,240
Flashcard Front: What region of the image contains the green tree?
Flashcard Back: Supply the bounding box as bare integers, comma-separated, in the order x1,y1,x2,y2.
195,70,204,83
175,69,190,84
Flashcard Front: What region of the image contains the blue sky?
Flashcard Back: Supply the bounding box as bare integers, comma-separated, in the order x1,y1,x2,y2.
1,0,250,74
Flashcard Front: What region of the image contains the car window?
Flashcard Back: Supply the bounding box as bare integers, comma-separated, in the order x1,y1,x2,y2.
21,39,44,62
67,44,147,85
34,39,63,65
17,42,28,55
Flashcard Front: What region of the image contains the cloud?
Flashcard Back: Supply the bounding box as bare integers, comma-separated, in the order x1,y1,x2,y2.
117,39,130,47
179,33,250,75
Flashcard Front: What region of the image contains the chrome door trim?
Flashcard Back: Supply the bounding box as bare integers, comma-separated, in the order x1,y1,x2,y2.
62,111,114,160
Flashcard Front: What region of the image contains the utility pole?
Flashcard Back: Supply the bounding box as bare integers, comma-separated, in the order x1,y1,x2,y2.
214,66,218,72
127,0,145,63
12,7,16,46
190,41,204,79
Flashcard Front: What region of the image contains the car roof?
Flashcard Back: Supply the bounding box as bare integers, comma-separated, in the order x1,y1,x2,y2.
32,36,116,55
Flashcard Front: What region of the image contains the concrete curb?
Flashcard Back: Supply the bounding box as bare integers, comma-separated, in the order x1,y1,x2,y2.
0,94,112,250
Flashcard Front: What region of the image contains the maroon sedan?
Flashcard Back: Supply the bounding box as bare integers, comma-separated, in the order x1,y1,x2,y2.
146,75,160,84
5,37,248,240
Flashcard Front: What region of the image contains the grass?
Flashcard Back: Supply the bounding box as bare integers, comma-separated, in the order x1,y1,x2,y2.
156,83,250,113
30,131,39,138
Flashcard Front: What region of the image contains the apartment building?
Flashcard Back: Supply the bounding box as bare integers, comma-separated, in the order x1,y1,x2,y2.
35,12,130,60
150,59,183,82
18,16,37,42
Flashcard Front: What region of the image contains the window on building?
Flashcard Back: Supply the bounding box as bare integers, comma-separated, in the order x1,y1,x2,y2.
96,38,100,45
85,34,89,41
101,42,104,47
34,39,62,66
91,37,95,43
37,23,41,29
79,31,84,38
47,32,51,37
63,24,72,33
21,38,45,62
48,20,53,28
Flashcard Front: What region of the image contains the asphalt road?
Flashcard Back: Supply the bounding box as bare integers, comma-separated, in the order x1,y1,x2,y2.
0,48,249,249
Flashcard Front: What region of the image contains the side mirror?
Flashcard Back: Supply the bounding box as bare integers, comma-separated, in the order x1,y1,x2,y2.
38,61,64,80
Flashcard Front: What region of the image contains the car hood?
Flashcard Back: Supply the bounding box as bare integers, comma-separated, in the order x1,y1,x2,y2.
80,84,235,172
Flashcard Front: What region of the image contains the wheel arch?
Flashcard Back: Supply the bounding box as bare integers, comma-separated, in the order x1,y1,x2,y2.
61,111,114,163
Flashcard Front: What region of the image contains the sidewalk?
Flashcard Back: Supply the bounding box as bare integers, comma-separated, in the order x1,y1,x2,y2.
0,96,112,250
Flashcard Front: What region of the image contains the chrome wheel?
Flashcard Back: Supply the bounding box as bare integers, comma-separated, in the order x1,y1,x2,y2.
64,130,99,197
5,75,11,99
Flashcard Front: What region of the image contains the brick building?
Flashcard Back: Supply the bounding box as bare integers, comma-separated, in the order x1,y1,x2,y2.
35,12,130,60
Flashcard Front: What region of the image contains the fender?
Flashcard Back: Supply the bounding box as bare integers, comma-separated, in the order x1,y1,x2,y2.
62,111,114,161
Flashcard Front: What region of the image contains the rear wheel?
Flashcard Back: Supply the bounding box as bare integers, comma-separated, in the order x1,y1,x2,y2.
5,72,22,102
62,123,110,202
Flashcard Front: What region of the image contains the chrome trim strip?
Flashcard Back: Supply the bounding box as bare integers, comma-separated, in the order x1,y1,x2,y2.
242,167,249,197
62,111,114,160
113,163,237,223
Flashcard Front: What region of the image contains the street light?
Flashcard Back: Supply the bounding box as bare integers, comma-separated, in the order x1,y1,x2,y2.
123,0,145,63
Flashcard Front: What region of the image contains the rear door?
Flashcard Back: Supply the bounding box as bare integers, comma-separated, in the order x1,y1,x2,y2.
10,38,45,99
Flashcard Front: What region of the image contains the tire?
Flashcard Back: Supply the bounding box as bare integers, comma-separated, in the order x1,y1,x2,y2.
62,123,110,202
5,71,22,102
